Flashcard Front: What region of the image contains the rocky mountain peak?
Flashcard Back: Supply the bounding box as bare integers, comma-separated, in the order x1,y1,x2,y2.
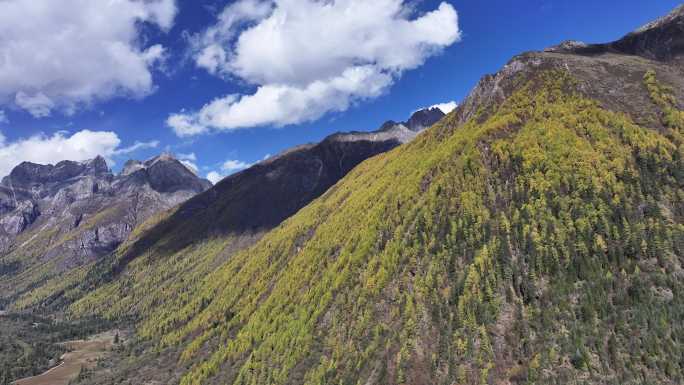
326,106,446,146
406,107,446,131
121,159,145,176
544,40,589,53
119,153,211,193
85,155,110,174
379,107,446,134
0,151,213,277
2,156,111,189
144,152,178,166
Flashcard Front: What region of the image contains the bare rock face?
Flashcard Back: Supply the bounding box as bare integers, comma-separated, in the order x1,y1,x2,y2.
0,200,38,236
117,154,212,195
138,154,212,193
405,107,447,131
5,156,109,190
0,154,211,298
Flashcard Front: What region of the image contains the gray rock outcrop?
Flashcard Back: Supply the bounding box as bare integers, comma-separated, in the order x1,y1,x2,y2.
0,154,211,277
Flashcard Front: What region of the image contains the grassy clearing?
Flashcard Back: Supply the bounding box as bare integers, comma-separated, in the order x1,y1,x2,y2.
13,330,122,385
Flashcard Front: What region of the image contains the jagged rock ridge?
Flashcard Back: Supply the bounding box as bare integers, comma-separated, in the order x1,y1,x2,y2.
0,154,211,305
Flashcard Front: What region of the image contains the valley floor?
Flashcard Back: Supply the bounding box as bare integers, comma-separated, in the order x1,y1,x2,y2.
13,330,120,385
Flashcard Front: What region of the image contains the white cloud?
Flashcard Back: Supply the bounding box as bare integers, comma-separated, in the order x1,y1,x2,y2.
167,112,211,137
0,0,177,118
206,158,254,184
15,92,55,118
206,171,224,184
169,66,392,136
221,159,252,172
0,130,119,177
177,152,197,162
0,110,7,124
170,0,460,135
429,101,458,114
113,140,160,155
0,130,162,177
194,0,274,76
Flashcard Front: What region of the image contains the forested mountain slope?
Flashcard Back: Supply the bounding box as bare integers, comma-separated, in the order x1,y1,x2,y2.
51,5,684,385
8,108,443,313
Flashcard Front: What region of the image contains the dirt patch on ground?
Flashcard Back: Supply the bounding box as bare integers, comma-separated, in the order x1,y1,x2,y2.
13,330,123,385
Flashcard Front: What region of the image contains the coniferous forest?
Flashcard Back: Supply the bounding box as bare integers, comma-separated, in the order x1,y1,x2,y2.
0,3,683,385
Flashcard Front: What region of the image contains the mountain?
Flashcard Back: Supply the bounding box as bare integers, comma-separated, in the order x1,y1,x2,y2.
377,106,447,140
196,106,444,235
0,154,211,307
5,107,444,315
544,4,684,61
9,6,684,385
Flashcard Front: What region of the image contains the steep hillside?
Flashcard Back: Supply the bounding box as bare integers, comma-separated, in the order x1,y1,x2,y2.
8,108,444,313
63,6,684,385
0,154,211,308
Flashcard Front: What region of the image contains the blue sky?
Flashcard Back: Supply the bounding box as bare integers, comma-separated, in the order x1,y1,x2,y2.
0,0,680,182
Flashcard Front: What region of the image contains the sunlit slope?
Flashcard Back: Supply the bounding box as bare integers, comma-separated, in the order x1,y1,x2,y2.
13,110,439,315
74,68,682,385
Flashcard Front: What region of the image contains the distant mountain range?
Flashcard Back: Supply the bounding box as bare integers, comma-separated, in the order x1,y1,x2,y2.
0,154,211,255
0,154,211,305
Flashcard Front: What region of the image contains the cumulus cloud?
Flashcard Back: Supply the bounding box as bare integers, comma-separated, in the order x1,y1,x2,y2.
429,101,458,114
0,0,177,118
0,130,159,177
169,0,461,136
167,112,210,137
194,0,274,76
170,66,391,136
206,158,254,184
